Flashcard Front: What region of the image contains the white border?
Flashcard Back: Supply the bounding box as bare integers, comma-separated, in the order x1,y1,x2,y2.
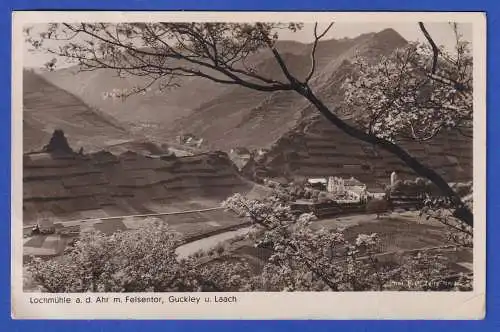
11,11,487,320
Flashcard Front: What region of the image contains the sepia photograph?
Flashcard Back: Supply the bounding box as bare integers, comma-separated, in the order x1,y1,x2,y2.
11,11,486,319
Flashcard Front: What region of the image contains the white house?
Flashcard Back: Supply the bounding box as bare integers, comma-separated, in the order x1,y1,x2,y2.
327,176,368,201
327,176,345,194
391,171,398,187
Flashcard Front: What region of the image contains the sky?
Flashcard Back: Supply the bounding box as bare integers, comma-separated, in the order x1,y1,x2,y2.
281,22,471,46
23,22,472,69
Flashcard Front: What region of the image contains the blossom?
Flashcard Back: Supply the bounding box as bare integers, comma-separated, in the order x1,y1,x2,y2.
342,41,472,143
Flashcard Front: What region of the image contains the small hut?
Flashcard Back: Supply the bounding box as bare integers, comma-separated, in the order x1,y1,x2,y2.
34,218,56,235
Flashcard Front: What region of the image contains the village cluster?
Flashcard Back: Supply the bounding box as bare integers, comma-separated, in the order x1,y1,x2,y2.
259,170,423,218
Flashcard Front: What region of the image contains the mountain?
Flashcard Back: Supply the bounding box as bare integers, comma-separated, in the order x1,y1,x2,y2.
166,29,407,150
37,31,382,143
23,69,131,153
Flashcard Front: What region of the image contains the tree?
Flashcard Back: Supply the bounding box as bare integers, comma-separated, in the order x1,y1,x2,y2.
343,28,472,143
26,196,472,292
222,193,471,291
25,22,473,227
340,23,473,227
26,219,253,292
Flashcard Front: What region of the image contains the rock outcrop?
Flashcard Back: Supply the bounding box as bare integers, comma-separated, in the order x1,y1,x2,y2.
42,129,74,154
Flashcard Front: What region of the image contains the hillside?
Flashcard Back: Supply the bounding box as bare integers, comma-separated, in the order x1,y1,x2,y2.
249,115,473,189
40,66,233,138
23,147,253,224
165,28,472,185
33,28,473,187
23,69,131,153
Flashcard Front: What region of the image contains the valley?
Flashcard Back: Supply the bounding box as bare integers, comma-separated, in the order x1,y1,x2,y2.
21,24,474,293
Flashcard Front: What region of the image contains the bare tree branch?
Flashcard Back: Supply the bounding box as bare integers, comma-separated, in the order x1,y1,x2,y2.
305,22,334,83
56,23,295,93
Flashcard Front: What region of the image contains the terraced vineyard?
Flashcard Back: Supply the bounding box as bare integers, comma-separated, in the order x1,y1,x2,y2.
256,115,472,188
23,149,254,224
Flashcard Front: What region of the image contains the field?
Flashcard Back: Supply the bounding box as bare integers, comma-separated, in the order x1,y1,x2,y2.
202,212,473,278
23,205,473,281
23,207,249,257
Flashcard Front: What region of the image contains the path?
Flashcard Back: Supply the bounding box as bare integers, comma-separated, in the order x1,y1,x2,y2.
23,207,223,231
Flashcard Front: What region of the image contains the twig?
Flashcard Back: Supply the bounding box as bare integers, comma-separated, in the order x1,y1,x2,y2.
305,22,334,83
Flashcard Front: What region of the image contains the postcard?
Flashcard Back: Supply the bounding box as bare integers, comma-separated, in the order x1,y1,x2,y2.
11,11,486,319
